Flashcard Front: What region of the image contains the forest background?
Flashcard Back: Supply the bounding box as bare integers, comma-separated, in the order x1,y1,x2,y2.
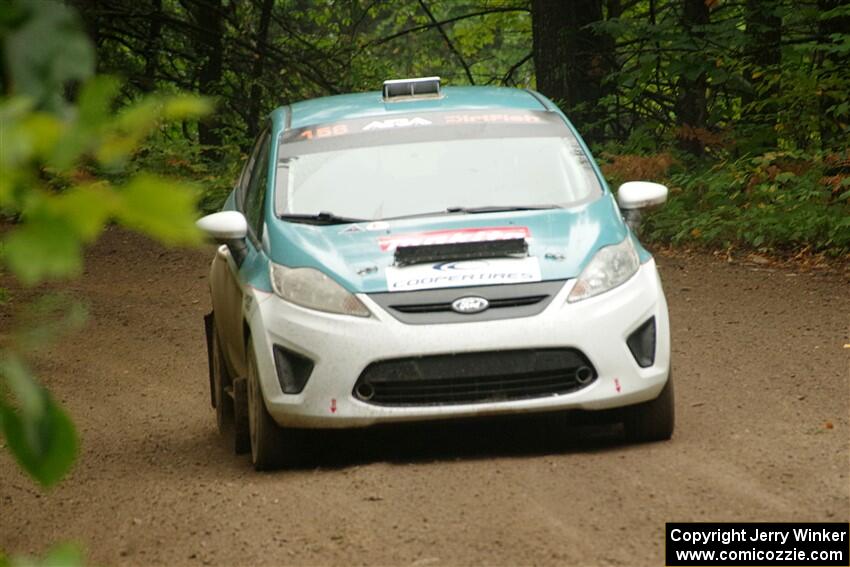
41,0,850,253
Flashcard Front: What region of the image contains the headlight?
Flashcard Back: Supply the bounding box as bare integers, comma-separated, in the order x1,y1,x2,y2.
270,264,370,317
567,237,640,302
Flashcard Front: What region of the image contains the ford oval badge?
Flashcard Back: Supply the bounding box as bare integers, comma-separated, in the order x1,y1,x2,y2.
451,296,490,314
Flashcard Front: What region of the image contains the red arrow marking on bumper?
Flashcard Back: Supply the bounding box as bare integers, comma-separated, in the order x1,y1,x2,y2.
614,379,621,393
330,399,337,413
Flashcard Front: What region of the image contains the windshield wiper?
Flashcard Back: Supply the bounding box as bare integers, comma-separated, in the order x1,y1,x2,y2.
381,204,559,222
278,211,367,225
444,205,560,214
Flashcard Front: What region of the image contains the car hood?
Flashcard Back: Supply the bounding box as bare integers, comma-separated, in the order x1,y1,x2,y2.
266,193,637,294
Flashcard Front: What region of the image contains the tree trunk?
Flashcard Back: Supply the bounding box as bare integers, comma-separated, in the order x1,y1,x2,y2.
247,0,274,139
189,0,224,153
531,0,610,144
140,0,163,93
744,0,781,150
674,0,710,155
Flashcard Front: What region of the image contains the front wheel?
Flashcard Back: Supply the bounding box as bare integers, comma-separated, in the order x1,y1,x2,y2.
623,374,675,443
246,337,295,470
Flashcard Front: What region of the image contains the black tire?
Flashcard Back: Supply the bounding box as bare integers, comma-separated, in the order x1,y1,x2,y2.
623,374,675,443
246,337,292,470
232,377,251,455
212,327,233,434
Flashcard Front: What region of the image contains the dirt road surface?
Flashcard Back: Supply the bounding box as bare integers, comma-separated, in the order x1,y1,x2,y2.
1,228,848,566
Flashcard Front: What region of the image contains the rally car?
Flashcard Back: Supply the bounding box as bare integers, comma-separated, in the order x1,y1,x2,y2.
198,77,673,469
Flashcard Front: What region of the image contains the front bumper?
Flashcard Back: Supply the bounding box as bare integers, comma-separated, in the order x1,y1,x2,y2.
247,260,670,428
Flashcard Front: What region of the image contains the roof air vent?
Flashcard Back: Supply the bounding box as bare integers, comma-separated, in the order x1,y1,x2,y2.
382,77,441,101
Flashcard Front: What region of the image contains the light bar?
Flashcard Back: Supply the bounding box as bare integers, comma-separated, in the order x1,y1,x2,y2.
382,76,441,101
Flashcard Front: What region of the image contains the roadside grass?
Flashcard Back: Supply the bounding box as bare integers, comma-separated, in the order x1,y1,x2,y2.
599,150,850,257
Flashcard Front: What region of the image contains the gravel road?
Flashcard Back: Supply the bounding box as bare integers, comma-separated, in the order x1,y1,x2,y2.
1,228,847,566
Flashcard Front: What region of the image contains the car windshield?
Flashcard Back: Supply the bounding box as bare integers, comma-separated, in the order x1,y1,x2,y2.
274,111,602,221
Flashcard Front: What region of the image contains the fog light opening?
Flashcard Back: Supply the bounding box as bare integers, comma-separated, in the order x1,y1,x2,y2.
273,345,315,394
356,382,375,401
626,317,656,368
575,366,594,385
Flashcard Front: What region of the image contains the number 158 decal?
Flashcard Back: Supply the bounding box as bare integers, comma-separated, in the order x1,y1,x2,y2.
298,124,349,140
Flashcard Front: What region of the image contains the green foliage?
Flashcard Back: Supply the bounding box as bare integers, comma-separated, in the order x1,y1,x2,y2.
2,0,94,114
0,360,78,487
0,0,210,499
1,543,83,567
0,296,86,486
117,174,203,242
611,1,847,151
640,151,850,253
0,86,211,284
128,134,244,214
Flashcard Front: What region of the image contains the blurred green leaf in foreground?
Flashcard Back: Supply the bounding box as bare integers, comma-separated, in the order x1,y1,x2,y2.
0,542,84,567
0,0,210,497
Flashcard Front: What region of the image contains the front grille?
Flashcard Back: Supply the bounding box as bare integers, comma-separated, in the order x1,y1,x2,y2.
353,349,596,406
369,280,565,324
392,294,547,314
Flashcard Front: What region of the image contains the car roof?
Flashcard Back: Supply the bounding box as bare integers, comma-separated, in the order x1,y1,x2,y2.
270,86,552,130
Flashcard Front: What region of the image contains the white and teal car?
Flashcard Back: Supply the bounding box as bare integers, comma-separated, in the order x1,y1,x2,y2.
198,77,674,469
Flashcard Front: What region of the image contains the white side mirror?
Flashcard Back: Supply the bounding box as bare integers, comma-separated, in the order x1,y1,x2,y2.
197,211,249,265
617,182,669,210
197,211,248,241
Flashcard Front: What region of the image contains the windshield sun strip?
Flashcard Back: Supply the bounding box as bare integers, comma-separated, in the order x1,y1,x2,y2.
276,110,574,159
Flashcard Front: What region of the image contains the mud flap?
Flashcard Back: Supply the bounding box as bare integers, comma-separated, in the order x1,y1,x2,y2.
232,377,250,455
204,312,215,408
